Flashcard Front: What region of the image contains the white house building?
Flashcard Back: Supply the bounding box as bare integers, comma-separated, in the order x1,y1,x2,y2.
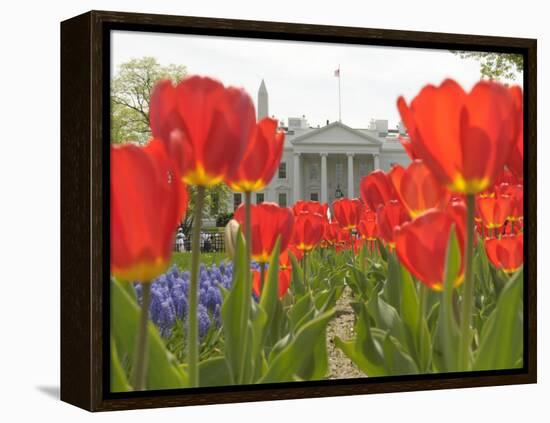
230,80,411,211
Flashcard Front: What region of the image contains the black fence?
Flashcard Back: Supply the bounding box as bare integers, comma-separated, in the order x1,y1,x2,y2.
174,231,225,253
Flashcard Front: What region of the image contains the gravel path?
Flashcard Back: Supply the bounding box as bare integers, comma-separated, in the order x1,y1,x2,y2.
326,286,366,379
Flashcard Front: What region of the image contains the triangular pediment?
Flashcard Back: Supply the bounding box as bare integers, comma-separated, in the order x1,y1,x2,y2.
290,121,382,145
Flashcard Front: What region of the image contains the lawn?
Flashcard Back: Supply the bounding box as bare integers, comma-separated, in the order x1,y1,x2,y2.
169,251,228,271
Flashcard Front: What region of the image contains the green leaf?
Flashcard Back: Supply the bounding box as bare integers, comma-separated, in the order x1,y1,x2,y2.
473,268,523,371
110,336,132,392
347,266,369,300
379,330,418,375
426,302,440,334
384,252,402,315
288,293,314,333
376,239,388,262
366,295,406,342
358,242,367,273
335,301,386,376
199,356,232,387
400,268,432,372
247,301,267,383
289,250,305,297
262,299,288,354
475,240,492,297
260,310,334,383
259,239,281,324
220,231,250,384
434,227,461,372
296,334,329,380
314,284,343,314
111,279,188,390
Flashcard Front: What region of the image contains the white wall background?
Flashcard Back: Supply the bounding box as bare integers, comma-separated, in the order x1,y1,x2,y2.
0,0,547,421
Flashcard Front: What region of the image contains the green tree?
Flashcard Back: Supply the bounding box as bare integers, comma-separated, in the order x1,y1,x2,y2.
452,51,523,81
111,57,231,227
111,57,187,144
181,184,232,235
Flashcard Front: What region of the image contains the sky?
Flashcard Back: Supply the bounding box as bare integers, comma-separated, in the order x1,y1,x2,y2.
111,30,522,129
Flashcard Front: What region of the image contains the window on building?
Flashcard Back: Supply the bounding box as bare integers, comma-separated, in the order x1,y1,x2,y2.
278,192,287,207
256,193,265,204
278,161,287,179
233,193,242,211
309,163,319,180
310,192,319,201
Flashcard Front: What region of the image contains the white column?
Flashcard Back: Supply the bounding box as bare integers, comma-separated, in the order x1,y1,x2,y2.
347,153,354,197
293,152,301,203
320,153,328,203
373,153,380,170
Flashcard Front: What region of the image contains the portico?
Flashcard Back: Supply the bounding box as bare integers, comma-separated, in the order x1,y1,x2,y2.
292,150,381,204
289,120,385,204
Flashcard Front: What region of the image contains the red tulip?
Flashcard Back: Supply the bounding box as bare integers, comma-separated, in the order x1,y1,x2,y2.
485,234,523,273
446,200,472,245
332,198,363,230
335,228,352,252
502,220,523,236
506,86,524,181
278,269,292,298
149,76,256,187
496,183,524,221
388,164,405,197
287,243,304,262
322,221,341,246
477,196,512,229
293,200,329,219
397,79,519,194
509,185,524,222
395,209,466,290
253,250,293,298
477,188,496,199
234,202,294,263
475,221,485,239
111,139,187,282
360,170,397,211
279,250,292,270
376,200,410,248
361,208,377,221
392,160,449,218
252,270,262,297
252,267,291,299
353,238,367,255
494,169,519,187
357,219,377,241
226,117,285,192
293,212,325,252
399,136,419,160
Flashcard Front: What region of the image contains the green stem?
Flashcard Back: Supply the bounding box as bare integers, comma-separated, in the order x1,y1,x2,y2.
459,193,475,371
188,185,205,387
132,283,151,390
418,282,428,371
419,282,428,319
237,191,253,384
303,252,308,292
260,262,266,293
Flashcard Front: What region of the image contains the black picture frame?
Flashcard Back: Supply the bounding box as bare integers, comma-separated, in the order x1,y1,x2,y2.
60,10,537,411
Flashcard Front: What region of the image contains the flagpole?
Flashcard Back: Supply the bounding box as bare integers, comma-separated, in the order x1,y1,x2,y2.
338,64,342,122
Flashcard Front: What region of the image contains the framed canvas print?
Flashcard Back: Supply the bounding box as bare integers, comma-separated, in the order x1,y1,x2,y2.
60,10,536,411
